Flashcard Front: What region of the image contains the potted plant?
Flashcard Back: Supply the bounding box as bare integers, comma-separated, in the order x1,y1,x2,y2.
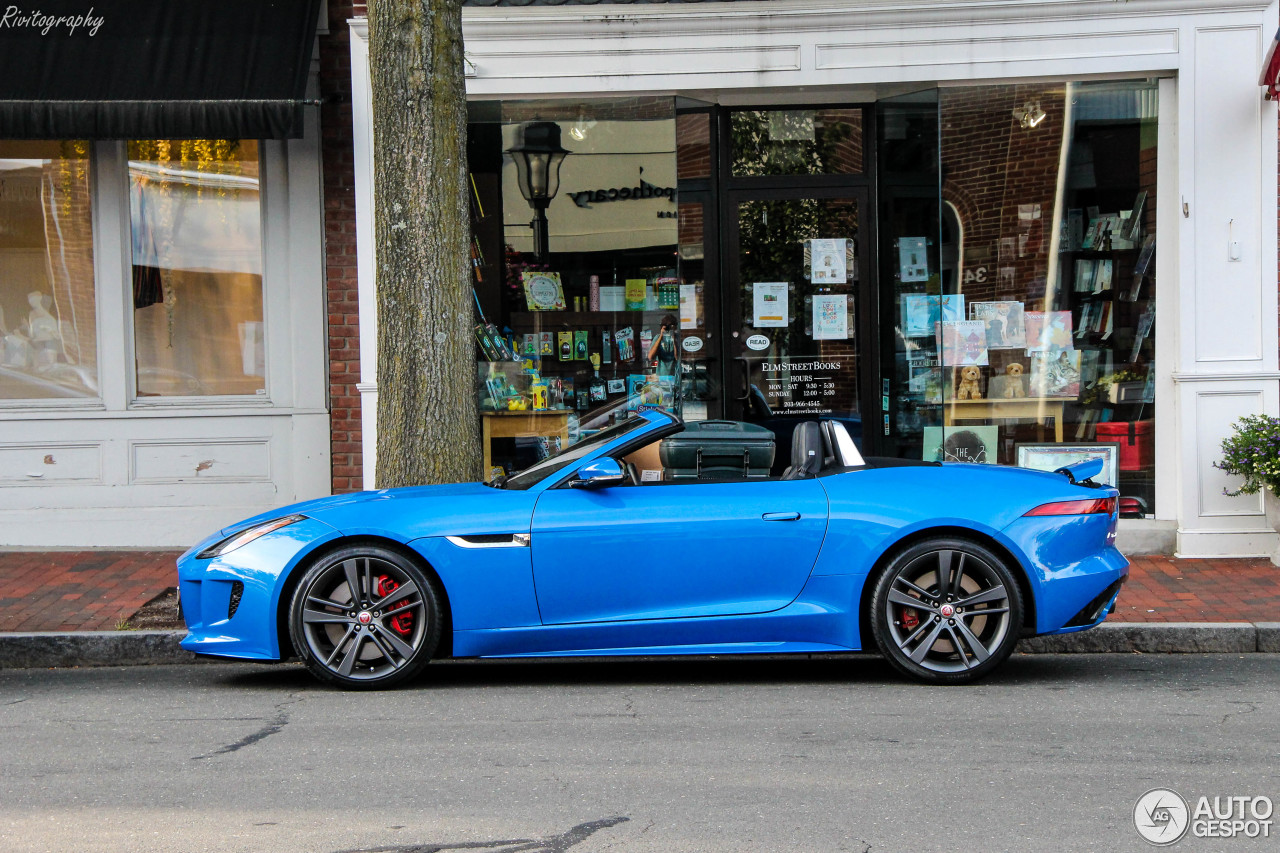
1215,414,1280,565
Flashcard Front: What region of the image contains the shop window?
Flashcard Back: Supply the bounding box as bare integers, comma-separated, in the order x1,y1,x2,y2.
0,140,97,400
886,80,1158,515
730,108,865,177
469,98,704,478
128,140,265,397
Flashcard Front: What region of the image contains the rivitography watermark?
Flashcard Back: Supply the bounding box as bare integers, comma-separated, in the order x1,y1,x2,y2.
0,6,104,37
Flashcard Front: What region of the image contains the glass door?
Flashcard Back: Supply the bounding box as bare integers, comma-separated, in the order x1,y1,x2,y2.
723,188,874,459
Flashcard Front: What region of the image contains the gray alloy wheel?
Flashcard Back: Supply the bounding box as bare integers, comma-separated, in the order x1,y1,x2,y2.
288,545,442,689
868,538,1023,685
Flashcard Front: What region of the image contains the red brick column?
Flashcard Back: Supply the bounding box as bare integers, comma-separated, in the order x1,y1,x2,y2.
320,2,366,493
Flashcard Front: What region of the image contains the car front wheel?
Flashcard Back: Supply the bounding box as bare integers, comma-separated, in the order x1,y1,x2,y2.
869,538,1023,685
288,545,442,689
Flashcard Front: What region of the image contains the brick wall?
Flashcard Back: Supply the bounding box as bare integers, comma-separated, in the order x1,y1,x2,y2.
320,2,363,493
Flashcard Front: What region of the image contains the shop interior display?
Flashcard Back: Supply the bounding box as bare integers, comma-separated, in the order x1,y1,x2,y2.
884,83,1157,515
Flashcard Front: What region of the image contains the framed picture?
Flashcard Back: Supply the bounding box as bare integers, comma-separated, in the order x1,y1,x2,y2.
1016,442,1120,487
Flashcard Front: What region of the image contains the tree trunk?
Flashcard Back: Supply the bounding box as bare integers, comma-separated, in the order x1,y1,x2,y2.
368,0,479,488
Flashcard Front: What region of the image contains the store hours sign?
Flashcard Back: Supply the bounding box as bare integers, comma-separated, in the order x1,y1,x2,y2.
758,357,841,415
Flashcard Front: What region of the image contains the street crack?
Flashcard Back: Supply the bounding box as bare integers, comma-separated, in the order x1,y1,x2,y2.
1220,700,1258,726
332,816,629,853
192,694,303,759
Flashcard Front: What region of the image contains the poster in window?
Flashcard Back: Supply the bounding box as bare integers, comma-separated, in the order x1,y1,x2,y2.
679,283,699,330
922,426,998,464
1029,350,1081,397
970,301,1025,349
901,294,939,338
522,272,566,311
626,373,676,411
937,320,989,366
939,293,965,323
908,366,943,404
811,294,848,340
810,238,848,284
898,236,929,282
1024,311,1074,353
752,282,789,328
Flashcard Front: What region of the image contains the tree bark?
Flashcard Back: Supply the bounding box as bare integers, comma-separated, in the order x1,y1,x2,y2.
368,0,479,488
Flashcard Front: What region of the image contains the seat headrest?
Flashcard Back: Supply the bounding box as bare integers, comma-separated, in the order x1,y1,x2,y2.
791,421,823,478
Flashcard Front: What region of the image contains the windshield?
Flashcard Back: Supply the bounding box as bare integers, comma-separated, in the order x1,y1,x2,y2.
503,415,651,490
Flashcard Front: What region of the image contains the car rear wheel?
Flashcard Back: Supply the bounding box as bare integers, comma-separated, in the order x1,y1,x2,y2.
869,538,1023,685
288,545,442,689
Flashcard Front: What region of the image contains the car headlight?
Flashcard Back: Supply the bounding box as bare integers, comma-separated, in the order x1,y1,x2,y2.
197,515,308,559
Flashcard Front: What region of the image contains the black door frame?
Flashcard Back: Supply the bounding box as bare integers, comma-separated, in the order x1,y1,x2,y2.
709,104,883,454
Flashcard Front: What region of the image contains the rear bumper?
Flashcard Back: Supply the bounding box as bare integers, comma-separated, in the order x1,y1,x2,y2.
1046,575,1126,635
1030,546,1130,636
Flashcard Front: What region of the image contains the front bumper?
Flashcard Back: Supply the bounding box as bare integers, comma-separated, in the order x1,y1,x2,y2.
177,516,341,660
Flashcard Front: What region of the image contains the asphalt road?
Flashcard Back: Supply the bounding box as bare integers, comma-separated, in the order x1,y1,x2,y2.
2,654,1278,853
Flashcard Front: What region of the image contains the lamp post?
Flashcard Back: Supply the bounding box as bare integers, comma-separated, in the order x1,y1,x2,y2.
507,121,569,261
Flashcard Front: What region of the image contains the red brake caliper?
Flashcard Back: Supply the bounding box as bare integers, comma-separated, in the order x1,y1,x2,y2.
900,608,920,631
375,575,414,636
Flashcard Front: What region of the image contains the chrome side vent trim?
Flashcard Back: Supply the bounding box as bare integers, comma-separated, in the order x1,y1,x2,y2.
446,533,530,549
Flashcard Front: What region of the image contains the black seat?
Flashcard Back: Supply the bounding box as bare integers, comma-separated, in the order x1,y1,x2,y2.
781,421,823,480
625,461,641,485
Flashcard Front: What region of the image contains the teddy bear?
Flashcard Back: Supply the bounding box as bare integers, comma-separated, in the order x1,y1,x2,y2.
1003,362,1027,399
955,365,983,400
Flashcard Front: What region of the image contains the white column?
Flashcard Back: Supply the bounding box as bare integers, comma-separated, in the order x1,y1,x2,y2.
349,19,379,491
1173,17,1280,557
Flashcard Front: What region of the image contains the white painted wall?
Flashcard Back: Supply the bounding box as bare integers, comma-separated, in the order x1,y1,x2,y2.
348,0,1280,556
0,75,332,549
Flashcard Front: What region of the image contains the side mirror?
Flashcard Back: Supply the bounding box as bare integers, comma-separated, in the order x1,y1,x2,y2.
569,458,627,488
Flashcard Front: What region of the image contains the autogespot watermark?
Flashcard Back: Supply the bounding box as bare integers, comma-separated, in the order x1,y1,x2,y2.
1134,788,1274,845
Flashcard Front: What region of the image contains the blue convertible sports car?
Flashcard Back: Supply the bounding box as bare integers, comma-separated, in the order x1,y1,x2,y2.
177,411,1128,688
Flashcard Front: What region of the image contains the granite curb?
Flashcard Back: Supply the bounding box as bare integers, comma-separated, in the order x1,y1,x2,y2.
1,623,1278,669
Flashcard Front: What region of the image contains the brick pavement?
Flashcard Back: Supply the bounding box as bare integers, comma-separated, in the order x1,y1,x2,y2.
0,550,1275,634
0,551,182,632
1113,555,1280,623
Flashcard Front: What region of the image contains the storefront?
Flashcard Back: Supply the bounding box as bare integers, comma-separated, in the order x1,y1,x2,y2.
349,0,1280,557
0,1,331,546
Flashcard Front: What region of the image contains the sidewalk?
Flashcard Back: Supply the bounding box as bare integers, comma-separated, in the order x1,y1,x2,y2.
0,549,1277,632
0,550,181,633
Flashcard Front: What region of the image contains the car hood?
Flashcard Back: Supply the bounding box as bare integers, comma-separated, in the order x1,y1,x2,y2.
287,481,539,542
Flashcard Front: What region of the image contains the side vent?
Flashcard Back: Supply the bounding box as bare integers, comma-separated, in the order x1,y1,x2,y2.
227,581,245,619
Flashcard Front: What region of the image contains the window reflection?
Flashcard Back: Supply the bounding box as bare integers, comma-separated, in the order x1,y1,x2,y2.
128,140,264,397
731,109,865,177
0,140,97,400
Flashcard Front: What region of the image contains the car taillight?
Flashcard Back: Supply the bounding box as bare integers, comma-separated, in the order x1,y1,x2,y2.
1024,497,1117,517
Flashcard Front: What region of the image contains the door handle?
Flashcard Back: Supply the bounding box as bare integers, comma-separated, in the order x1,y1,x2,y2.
733,356,751,402
762,511,801,521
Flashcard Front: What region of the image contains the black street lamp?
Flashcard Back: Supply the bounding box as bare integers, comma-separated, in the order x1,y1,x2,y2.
507,121,570,261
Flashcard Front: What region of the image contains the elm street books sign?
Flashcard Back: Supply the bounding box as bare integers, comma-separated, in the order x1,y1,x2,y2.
0,0,321,139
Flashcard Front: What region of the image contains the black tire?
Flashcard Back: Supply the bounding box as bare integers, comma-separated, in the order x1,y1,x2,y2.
868,537,1023,685
288,544,442,689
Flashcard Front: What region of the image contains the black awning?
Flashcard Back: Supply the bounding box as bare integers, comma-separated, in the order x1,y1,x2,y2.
0,0,321,140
